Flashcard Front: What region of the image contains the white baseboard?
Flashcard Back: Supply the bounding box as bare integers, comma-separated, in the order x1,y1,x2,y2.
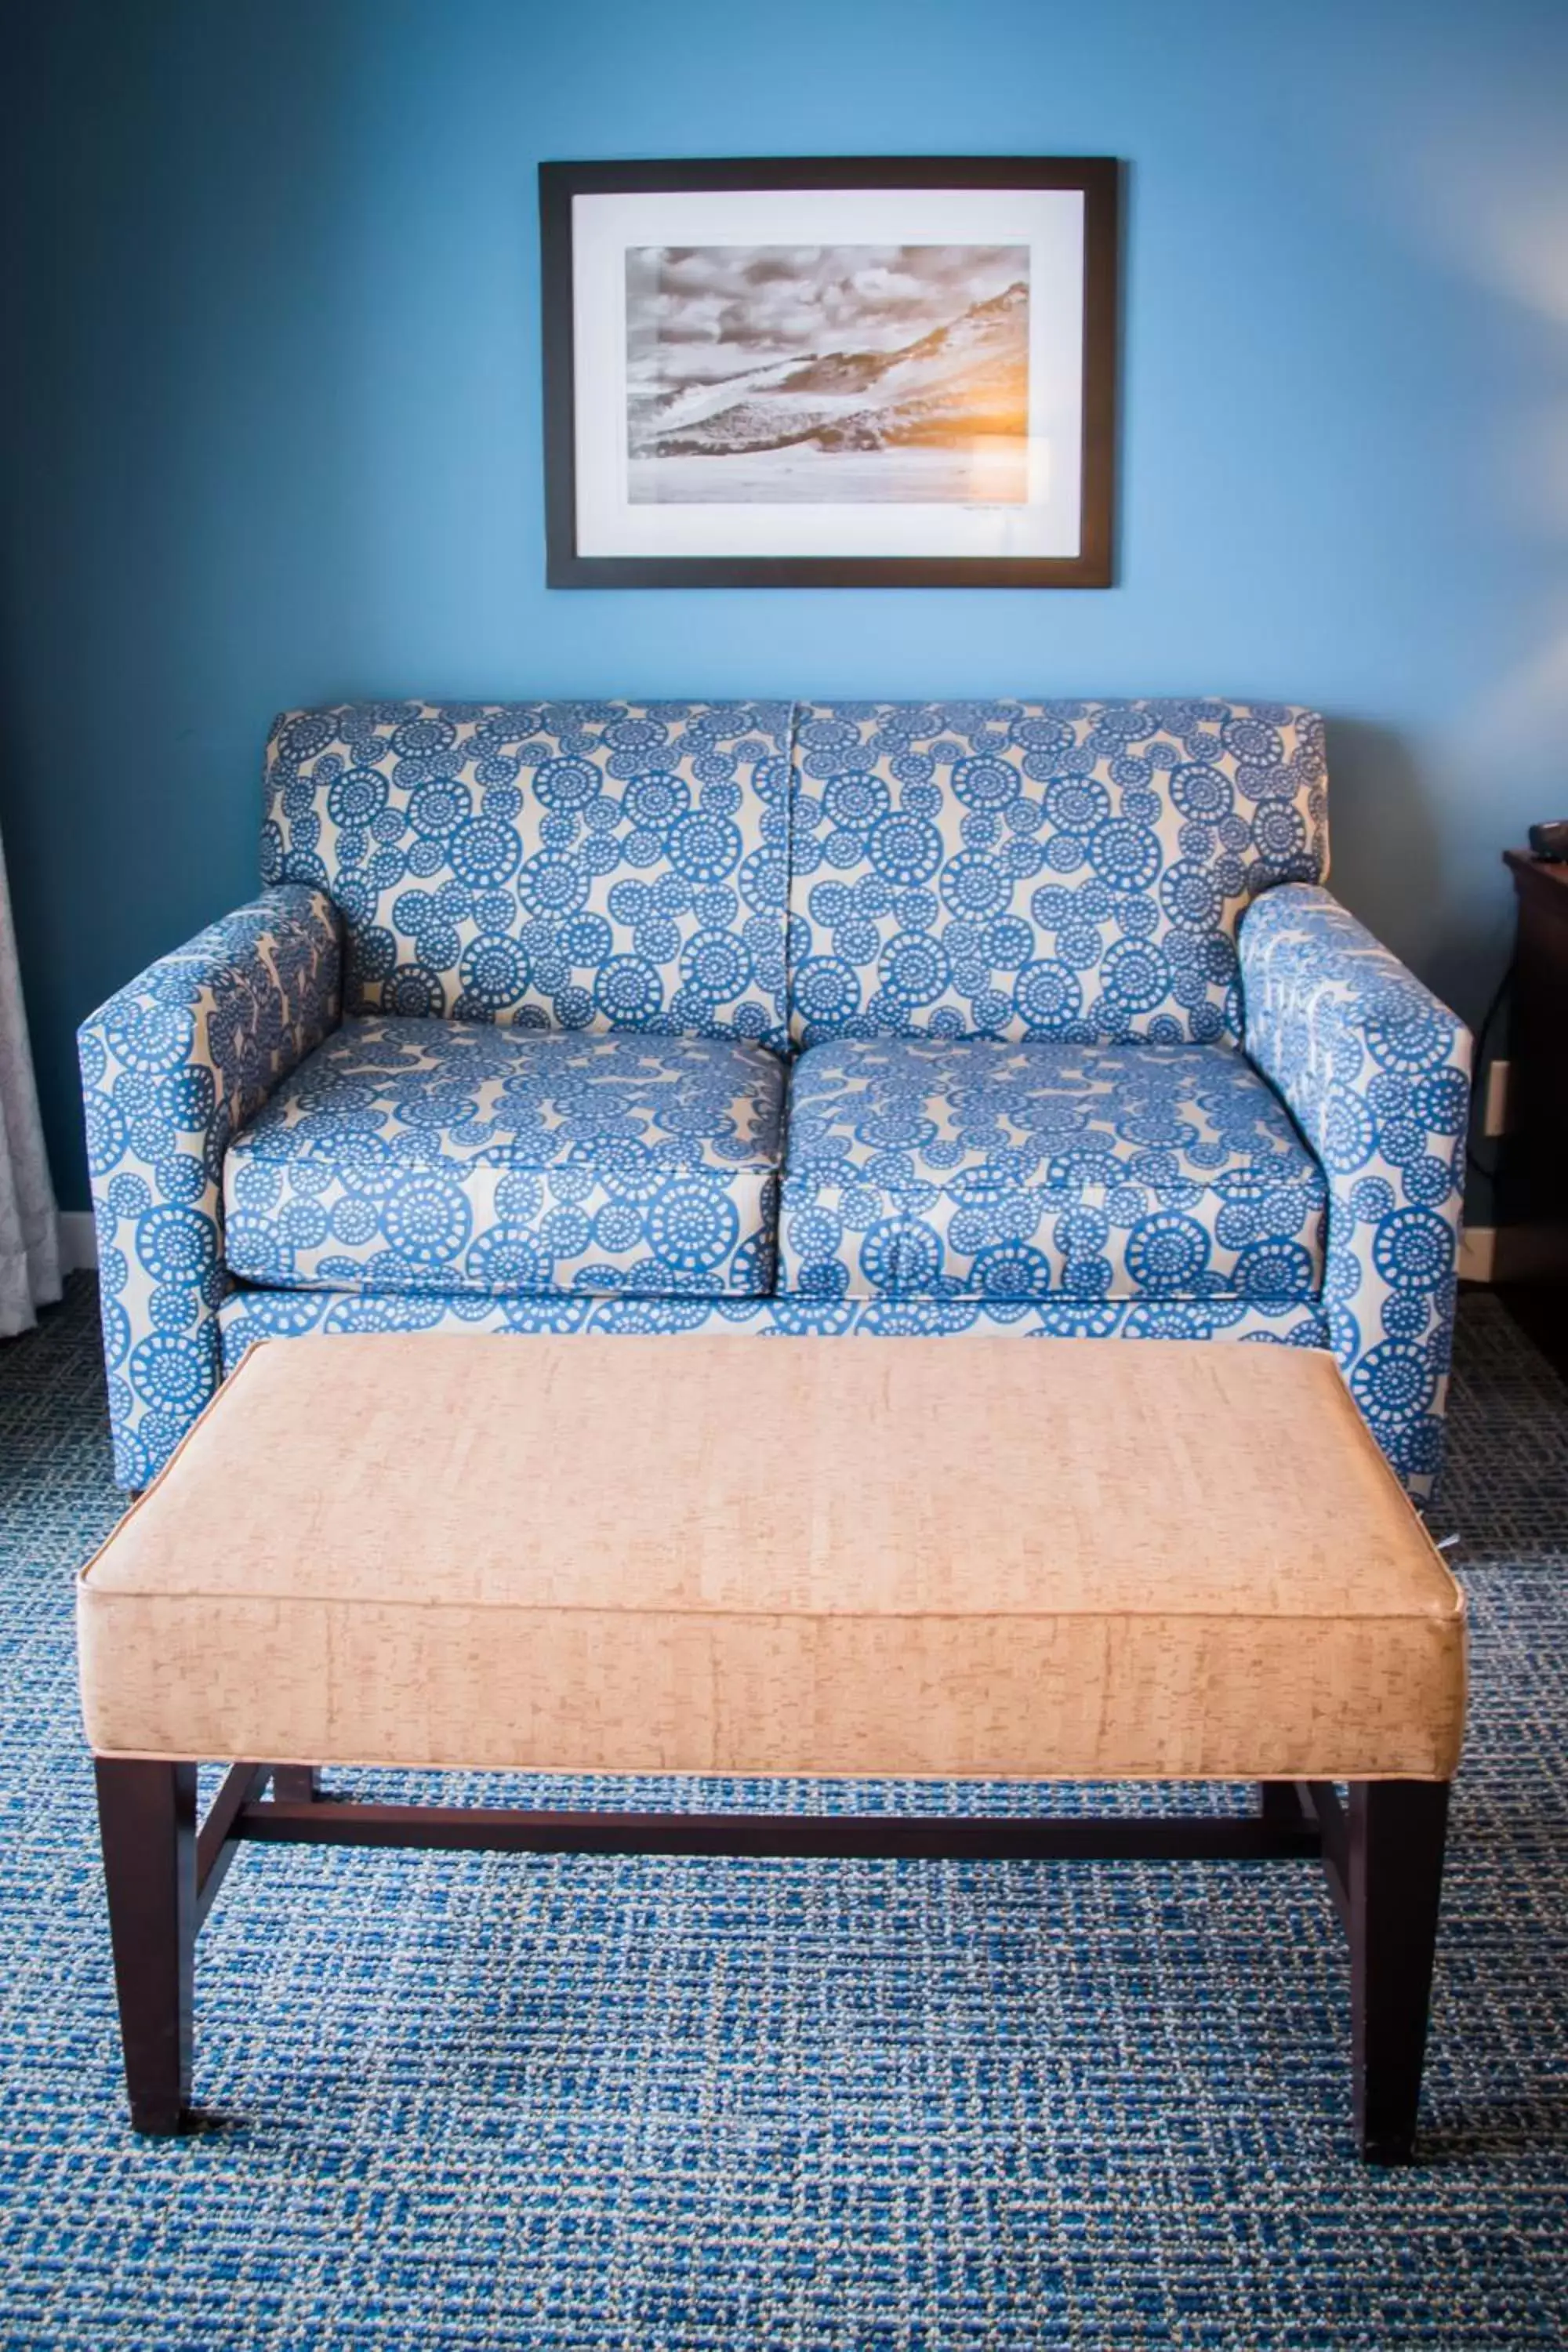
57,1210,98,1273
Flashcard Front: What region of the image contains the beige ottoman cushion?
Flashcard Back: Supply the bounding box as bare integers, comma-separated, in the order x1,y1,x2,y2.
77,1335,1465,1781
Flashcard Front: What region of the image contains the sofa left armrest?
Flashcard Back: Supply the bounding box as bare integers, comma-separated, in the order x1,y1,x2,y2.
78,885,342,1486
1240,884,1472,1504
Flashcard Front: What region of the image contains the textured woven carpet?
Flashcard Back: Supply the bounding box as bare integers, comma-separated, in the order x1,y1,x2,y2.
1,1280,1566,2350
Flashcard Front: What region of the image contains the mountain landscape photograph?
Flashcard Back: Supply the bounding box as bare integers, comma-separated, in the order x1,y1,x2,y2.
624,243,1031,505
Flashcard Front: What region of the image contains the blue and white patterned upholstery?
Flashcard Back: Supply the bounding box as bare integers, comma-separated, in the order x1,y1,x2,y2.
788,701,1327,1047
1240,884,1471,1501
77,698,1469,1501
224,1018,782,1298
77,887,342,1487
261,700,789,1049
777,1037,1326,1302
218,1284,1327,1359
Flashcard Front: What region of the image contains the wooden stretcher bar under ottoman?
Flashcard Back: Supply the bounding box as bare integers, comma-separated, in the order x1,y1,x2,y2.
76,1334,1467,2160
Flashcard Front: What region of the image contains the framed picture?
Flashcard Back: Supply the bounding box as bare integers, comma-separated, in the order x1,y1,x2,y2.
539,157,1119,590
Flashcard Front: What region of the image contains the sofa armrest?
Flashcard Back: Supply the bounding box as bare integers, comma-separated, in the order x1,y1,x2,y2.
78,886,342,1485
1240,883,1471,1502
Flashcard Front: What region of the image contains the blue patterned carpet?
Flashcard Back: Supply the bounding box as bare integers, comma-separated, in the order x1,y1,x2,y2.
2,1279,1566,2350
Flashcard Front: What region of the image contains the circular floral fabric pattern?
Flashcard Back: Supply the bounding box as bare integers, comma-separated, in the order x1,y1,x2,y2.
78,885,343,1487
81,702,1465,1514
261,700,790,1051
789,700,1328,1047
1240,884,1470,1503
778,1035,1327,1305
223,1017,784,1301
219,1285,1328,1361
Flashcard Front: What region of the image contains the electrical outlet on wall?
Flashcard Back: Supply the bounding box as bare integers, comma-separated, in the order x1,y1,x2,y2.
1484,1058,1512,1139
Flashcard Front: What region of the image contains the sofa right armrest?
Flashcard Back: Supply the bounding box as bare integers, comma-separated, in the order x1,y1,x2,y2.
1240,883,1471,1503
78,885,342,1486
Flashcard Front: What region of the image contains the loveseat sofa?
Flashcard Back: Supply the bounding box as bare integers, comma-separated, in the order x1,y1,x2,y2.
79,699,1472,1502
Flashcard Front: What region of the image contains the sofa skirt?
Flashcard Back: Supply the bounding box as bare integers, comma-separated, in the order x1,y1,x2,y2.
218,1285,1329,1368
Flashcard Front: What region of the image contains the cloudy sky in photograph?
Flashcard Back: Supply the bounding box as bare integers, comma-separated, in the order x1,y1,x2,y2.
626,243,1028,387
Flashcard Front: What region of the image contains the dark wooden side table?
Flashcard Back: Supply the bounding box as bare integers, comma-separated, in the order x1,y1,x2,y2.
1498,851,1568,1376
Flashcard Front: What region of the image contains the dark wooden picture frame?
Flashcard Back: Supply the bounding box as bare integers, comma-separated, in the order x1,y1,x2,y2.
540,157,1120,590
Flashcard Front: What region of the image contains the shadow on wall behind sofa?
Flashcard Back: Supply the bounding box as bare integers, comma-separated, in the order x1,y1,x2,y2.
1321,715,1508,1230
1320,718,1445,997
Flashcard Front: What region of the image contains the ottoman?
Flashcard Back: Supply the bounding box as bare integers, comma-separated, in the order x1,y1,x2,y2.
78,1334,1466,2158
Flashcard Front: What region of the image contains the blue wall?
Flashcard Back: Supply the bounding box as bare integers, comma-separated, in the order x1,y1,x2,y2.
4,0,1566,1209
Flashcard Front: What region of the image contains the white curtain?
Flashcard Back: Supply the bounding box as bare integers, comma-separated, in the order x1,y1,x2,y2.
0,827,60,1336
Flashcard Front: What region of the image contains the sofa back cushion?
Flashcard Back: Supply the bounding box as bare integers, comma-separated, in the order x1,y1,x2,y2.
787,700,1328,1046
261,700,791,1050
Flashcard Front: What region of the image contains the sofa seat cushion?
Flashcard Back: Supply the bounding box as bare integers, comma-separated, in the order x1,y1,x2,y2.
779,1036,1326,1302
224,1017,783,1298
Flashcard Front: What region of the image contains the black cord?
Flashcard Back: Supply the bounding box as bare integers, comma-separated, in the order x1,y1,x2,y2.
1466,957,1515,1181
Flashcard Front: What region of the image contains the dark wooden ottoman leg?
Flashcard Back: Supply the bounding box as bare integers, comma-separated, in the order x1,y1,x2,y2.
1348,1780,1450,2164
270,1766,321,1802
93,1759,197,2135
